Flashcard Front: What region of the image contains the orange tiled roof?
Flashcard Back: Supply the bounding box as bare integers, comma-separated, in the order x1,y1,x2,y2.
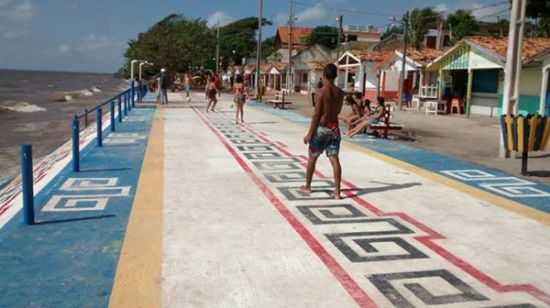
306,60,331,70
355,50,393,62
270,62,288,71
276,27,313,47
403,48,446,65
465,36,550,64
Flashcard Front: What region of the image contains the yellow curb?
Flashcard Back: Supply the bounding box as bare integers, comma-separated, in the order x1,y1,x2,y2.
109,109,164,308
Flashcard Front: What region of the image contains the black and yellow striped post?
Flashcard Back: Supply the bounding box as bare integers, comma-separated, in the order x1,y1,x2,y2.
501,114,550,175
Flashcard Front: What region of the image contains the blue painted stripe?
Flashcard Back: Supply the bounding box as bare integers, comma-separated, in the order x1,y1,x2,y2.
249,101,550,214
0,108,154,307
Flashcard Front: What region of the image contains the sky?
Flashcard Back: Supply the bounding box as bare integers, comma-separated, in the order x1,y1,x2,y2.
0,0,508,73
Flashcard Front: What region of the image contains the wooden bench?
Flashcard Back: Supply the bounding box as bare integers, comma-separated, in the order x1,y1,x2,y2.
267,90,293,109
369,105,404,138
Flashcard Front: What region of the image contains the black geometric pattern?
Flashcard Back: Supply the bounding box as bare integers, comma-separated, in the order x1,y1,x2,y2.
297,204,368,224
207,115,541,308
278,186,336,200
229,138,263,144
263,171,306,183
237,145,275,152
243,152,284,160
369,269,489,307
326,235,428,262
252,161,302,171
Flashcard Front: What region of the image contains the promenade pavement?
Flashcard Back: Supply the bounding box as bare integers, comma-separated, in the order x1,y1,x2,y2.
0,91,549,307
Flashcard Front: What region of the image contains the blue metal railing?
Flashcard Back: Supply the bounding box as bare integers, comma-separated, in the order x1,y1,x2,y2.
19,82,148,225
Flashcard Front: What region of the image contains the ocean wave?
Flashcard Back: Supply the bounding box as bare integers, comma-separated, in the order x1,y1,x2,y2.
91,86,102,93
0,101,47,113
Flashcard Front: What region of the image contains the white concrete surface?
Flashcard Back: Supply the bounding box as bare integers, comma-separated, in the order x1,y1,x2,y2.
161,92,550,307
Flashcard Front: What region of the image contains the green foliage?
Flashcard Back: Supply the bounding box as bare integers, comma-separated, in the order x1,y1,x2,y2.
381,25,403,40
526,0,550,37
218,17,272,67
447,10,479,42
124,15,215,76
123,15,271,77
303,26,339,49
404,8,440,49
261,36,278,60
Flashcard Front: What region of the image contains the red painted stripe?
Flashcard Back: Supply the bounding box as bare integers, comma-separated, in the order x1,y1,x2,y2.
194,108,378,308
238,118,550,305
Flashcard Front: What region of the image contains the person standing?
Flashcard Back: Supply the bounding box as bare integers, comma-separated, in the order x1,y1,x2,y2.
233,74,247,124
159,68,169,105
302,64,345,199
205,76,218,112
184,72,192,102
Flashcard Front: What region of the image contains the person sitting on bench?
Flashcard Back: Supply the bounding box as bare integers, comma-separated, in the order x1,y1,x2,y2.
347,96,385,138
339,93,365,128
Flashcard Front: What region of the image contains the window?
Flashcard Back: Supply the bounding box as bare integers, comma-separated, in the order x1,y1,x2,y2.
302,73,308,83
472,69,499,93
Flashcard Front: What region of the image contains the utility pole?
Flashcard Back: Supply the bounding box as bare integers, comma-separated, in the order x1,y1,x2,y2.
336,15,343,61
436,14,444,50
500,0,527,158
216,25,221,74
287,0,294,93
256,0,263,99
399,11,409,110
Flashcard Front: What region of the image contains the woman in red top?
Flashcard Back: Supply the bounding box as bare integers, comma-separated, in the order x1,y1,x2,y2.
233,74,247,123
205,75,218,112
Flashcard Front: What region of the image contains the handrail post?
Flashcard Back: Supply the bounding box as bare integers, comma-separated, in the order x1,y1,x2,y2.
124,94,128,116
110,100,116,132
118,96,122,122
96,108,103,147
72,115,80,172
84,108,89,127
131,80,135,106
138,80,142,104
21,144,35,225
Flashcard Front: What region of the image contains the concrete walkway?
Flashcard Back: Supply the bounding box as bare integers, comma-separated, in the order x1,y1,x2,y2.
1,92,550,307
137,93,550,307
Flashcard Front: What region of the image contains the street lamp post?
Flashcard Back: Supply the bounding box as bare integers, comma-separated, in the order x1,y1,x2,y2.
138,61,153,102
130,59,143,105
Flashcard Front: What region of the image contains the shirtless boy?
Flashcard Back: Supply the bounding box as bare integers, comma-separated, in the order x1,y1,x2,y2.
302,64,345,199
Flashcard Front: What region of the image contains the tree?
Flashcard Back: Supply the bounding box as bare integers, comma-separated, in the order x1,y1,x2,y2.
261,36,277,60
526,0,550,37
381,25,403,40
124,15,215,76
218,17,272,68
447,10,479,42
303,26,339,49
123,15,272,76
404,8,440,49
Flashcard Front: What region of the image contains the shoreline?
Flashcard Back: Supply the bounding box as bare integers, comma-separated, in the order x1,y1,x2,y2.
0,73,128,182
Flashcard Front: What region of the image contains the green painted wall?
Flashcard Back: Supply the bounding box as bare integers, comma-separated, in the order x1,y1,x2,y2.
497,95,541,115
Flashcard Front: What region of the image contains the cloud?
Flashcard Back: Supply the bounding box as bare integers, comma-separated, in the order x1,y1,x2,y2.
58,44,71,54
207,11,234,28
434,3,449,13
296,3,329,22
58,34,123,55
0,0,36,39
471,2,509,20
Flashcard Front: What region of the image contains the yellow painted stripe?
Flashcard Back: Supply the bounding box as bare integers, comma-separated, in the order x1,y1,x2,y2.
342,140,550,226
109,109,164,308
505,115,514,152
517,117,525,153
542,118,550,151
528,116,538,152
259,108,550,226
